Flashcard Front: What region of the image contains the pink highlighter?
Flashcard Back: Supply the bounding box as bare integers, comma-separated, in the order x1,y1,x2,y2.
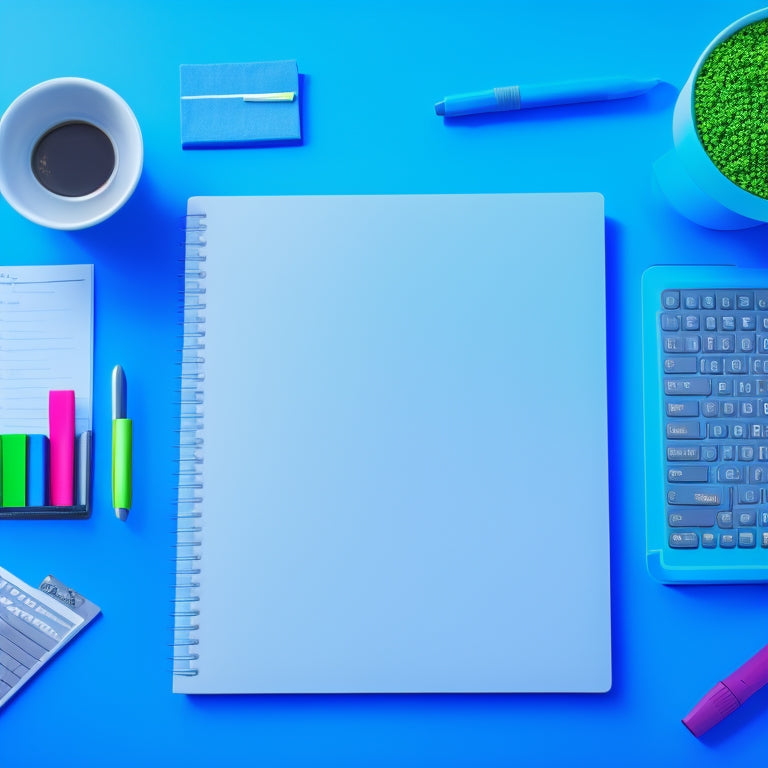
49,390,75,506
683,642,768,737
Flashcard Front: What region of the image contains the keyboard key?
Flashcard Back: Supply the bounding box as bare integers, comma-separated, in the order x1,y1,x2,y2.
668,510,715,527
664,357,697,374
667,486,723,506
738,334,755,352
739,401,756,417
762,532,768,548
702,358,723,374
661,313,680,331
668,466,708,483
662,290,680,309
702,532,717,548
667,446,700,462
739,445,755,461
664,335,683,353
715,379,732,396
666,421,702,439
682,291,699,309
717,466,742,482
719,533,736,548
717,511,733,528
666,402,698,417
731,424,747,439
664,378,711,396
669,532,698,549
736,509,757,526
737,487,759,504
717,334,735,352
709,423,727,439
749,466,768,483
738,530,756,548
717,291,735,310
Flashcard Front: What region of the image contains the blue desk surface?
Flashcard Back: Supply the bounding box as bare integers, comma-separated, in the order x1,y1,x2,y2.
1,1,766,765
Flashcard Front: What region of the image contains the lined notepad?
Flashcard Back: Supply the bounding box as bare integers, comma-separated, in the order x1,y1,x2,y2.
0,265,93,435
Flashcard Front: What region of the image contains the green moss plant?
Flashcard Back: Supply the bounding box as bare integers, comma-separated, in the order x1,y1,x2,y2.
694,19,768,199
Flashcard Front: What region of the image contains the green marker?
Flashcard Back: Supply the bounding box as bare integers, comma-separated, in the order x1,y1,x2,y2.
112,365,132,521
2,434,28,508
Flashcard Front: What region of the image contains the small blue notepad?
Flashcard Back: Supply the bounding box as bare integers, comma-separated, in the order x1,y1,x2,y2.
180,60,301,148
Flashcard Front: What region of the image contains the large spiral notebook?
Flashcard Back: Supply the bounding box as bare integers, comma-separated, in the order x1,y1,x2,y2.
173,193,612,694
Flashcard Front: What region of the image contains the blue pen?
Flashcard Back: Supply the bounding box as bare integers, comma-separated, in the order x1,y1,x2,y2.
434,76,660,117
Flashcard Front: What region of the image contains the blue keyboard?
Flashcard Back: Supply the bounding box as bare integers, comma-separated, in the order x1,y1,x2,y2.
642,266,768,583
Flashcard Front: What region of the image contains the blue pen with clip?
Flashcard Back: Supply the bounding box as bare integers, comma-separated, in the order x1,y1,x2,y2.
434,76,661,117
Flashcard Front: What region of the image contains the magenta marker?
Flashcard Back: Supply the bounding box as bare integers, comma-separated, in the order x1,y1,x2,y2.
683,642,768,737
49,389,75,506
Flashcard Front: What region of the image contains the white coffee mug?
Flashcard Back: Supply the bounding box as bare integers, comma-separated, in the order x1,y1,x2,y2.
0,77,143,230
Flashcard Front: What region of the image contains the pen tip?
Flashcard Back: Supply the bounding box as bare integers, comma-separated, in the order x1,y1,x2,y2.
434,100,445,116
116,508,129,522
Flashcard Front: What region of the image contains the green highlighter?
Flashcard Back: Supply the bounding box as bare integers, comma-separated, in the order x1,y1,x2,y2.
1,434,27,507
111,365,132,521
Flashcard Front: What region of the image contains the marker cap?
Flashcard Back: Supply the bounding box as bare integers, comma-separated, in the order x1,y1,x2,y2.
682,682,740,737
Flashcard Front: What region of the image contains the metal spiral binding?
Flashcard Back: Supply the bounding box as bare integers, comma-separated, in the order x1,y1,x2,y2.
172,213,207,678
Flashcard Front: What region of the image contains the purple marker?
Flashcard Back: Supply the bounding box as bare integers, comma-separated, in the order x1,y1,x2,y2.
683,642,768,737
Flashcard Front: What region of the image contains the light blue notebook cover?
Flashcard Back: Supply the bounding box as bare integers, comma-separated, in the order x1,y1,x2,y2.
173,193,611,693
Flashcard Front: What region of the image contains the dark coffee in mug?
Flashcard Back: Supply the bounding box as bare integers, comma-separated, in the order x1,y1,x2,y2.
31,121,115,197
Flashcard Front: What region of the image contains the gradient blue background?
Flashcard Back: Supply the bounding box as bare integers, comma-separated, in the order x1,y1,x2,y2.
0,1,766,765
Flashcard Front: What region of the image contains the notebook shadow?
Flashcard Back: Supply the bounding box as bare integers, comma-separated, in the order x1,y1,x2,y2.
62,170,176,271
